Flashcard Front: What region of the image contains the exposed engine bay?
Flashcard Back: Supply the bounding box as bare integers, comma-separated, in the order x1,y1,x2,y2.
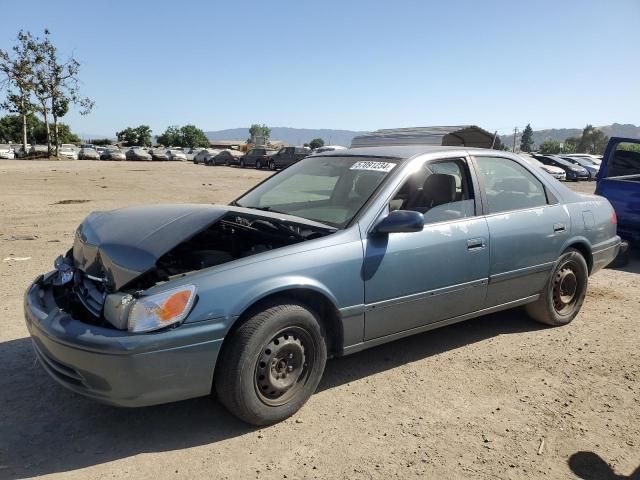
53,212,334,328
127,213,332,290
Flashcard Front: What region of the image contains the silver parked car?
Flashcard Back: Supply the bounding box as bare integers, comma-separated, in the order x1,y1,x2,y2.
192,148,214,164
78,148,100,160
126,148,152,161
150,148,170,161
24,145,621,426
101,146,126,161
167,149,188,161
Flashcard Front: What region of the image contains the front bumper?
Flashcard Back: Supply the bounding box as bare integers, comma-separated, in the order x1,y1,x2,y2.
24,273,224,407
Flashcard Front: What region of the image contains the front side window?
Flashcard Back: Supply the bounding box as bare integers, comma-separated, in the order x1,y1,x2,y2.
475,156,548,214
389,158,475,224
236,156,401,228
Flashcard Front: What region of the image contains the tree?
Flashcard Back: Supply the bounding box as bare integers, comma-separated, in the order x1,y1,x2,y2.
116,125,152,146
248,123,270,145
576,124,608,154
179,124,209,148
0,113,79,145
91,138,112,146
520,124,534,152
0,31,38,153
31,30,93,156
157,125,181,146
0,113,39,143
539,140,563,154
309,138,325,149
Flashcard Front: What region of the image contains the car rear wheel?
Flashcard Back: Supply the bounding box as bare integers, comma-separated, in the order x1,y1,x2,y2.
255,159,262,169
525,248,588,326
214,301,327,425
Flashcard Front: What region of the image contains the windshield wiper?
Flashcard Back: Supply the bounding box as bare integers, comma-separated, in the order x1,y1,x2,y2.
243,205,288,214
235,204,338,231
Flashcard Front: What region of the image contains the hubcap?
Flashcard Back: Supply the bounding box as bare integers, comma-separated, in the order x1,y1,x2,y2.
254,328,312,406
552,262,580,315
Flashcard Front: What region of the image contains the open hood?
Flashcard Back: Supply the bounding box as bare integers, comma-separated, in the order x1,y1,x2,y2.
73,204,228,290
73,204,335,291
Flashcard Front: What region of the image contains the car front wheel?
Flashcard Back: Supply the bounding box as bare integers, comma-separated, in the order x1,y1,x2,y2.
526,248,588,326
214,301,327,425
240,159,245,168
255,159,262,169
269,160,276,170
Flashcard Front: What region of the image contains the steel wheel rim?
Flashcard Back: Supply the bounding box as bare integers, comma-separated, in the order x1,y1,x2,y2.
254,326,314,407
552,260,581,315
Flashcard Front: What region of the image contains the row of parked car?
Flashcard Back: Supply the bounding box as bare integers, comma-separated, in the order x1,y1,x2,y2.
519,153,602,181
193,145,347,170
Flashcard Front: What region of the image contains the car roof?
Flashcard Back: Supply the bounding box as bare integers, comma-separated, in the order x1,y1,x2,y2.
314,145,492,159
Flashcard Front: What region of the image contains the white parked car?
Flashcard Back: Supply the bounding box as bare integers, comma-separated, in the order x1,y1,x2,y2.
0,144,15,159
312,145,347,154
519,154,566,181
167,149,187,161
58,144,78,160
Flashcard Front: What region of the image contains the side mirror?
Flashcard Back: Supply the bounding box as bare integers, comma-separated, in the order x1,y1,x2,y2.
373,210,424,234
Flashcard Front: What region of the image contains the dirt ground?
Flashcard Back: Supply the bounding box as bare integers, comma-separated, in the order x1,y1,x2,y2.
0,160,638,480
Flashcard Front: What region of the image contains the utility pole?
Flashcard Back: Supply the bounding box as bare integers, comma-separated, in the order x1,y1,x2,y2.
512,127,518,152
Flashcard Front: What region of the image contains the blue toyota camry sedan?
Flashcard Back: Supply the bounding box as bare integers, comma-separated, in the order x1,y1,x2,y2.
24,146,621,425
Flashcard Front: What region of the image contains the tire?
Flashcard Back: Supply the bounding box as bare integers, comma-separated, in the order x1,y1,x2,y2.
214,301,327,425
269,160,276,171
255,159,262,169
525,248,588,326
240,159,245,168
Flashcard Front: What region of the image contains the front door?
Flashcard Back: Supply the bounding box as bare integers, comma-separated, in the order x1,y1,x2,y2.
363,157,490,340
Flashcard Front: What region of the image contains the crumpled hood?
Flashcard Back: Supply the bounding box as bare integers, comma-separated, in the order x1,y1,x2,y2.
73,204,228,290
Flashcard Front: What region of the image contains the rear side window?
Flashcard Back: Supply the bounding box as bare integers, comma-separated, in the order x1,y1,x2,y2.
610,143,640,177
475,156,548,214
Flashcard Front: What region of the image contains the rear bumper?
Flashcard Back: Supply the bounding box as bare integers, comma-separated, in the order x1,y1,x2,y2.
591,236,623,274
24,273,224,407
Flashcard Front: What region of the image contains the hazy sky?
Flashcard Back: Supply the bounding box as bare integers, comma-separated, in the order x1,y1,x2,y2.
1,0,638,137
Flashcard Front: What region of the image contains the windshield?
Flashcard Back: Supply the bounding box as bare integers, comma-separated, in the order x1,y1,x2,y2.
236,155,401,228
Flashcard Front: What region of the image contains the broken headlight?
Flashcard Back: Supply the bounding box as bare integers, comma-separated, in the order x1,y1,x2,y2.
127,285,197,333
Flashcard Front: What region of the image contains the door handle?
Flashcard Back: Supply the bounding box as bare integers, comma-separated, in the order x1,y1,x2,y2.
467,238,485,250
553,223,566,233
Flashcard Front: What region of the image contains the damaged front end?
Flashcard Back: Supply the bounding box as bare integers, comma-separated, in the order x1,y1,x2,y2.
53,204,335,332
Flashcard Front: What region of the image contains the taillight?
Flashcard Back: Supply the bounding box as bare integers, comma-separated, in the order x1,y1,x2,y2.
611,210,617,225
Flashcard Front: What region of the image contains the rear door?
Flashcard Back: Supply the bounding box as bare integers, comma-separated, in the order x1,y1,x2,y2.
473,155,570,306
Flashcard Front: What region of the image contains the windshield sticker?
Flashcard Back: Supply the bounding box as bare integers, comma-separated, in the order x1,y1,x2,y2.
350,161,396,172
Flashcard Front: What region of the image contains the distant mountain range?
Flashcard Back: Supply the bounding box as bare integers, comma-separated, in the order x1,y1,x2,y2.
500,123,640,148
82,123,639,148
204,127,367,147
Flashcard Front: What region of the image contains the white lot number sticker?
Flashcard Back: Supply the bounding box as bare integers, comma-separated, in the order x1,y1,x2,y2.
350,161,396,172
